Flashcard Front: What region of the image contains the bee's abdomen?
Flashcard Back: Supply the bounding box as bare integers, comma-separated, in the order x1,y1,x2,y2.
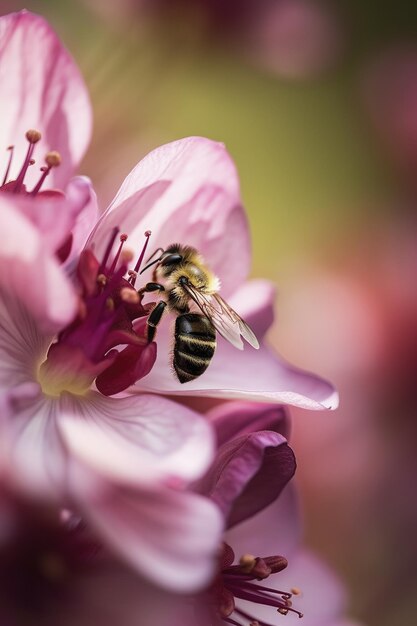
174,313,216,383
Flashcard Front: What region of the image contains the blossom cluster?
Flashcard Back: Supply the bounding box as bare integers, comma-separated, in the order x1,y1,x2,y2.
0,10,356,626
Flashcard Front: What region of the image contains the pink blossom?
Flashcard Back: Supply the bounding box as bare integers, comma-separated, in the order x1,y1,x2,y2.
0,10,98,264
0,8,337,596
87,136,339,409
0,11,222,593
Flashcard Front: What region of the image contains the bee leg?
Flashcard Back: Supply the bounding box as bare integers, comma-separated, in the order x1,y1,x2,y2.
147,301,167,342
138,282,165,295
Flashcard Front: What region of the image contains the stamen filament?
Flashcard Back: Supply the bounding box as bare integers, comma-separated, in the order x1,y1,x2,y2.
99,227,119,274
109,234,128,275
2,145,14,185
232,580,292,599
13,129,41,192
128,230,152,286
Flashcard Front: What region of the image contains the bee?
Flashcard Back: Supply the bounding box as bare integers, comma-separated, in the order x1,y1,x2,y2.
140,244,259,383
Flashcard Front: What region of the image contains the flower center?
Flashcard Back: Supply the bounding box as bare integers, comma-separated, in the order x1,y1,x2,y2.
214,543,303,625
1,129,62,195
38,229,158,398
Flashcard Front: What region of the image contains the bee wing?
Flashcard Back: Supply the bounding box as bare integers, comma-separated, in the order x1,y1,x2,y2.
182,283,259,351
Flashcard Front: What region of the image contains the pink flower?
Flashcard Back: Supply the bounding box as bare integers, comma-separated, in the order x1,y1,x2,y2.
86,136,339,409
0,8,337,596
0,10,222,593
0,10,98,263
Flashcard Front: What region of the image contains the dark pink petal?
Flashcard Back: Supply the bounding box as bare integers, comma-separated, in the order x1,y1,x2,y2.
196,431,295,528
89,137,249,297
80,483,224,592
58,392,215,485
0,195,77,334
207,401,291,445
95,342,157,396
0,10,92,188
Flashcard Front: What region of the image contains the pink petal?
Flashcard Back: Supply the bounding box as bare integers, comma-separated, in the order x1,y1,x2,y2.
137,280,338,410
225,485,301,557
58,392,215,485
89,137,249,297
0,390,69,499
207,400,290,444
0,10,92,188
0,196,77,333
81,483,224,592
196,430,296,528
12,176,97,258
64,177,99,264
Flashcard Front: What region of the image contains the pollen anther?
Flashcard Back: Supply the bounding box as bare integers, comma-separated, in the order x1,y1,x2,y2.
25,129,42,144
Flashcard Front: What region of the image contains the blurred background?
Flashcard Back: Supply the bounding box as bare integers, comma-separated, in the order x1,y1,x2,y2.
4,1,417,624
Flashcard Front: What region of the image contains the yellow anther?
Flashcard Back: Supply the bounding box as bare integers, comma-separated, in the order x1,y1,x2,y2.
45,151,61,167
291,587,302,596
278,607,289,615
106,297,115,311
26,129,42,143
239,553,256,573
97,273,107,286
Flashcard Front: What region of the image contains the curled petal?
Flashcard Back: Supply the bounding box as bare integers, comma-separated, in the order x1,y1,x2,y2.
0,196,77,333
196,431,296,528
81,483,224,593
58,392,215,485
0,10,92,188
95,342,157,396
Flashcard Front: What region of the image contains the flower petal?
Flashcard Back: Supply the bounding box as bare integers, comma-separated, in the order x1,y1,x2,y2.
0,10,92,187
0,390,69,499
89,137,249,297
81,483,224,592
196,430,296,528
58,392,215,485
137,281,338,409
225,485,301,557
207,401,291,445
12,176,97,258
0,196,77,333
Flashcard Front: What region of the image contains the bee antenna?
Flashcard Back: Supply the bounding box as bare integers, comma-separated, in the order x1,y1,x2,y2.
145,247,165,264
140,256,163,274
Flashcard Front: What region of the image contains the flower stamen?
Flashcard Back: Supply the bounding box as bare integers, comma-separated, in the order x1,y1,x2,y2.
109,233,128,275
13,129,41,192
216,544,303,625
128,230,152,287
30,151,62,195
2,145,14,185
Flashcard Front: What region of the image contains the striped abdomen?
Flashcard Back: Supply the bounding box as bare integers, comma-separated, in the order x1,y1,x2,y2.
173,313,216,383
